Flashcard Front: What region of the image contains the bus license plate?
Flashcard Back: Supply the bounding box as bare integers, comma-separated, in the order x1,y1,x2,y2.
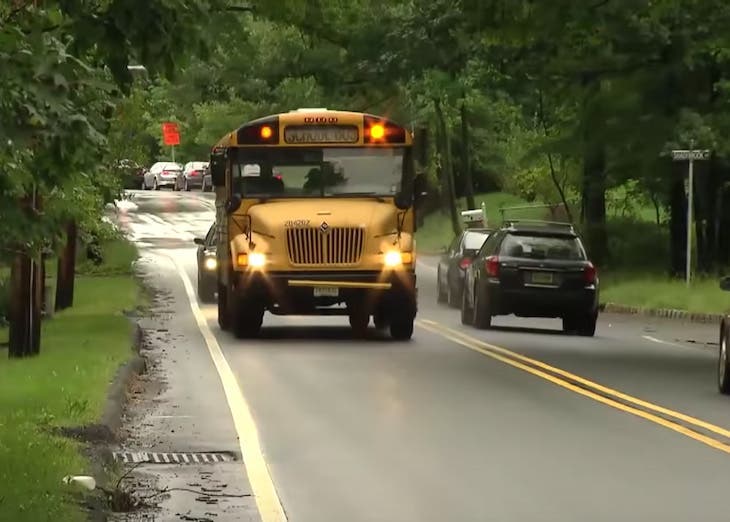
314,287,339,297
530,272,554,284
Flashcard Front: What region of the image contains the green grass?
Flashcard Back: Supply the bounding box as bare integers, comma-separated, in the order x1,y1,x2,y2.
600,272,730,314
0,239,139,522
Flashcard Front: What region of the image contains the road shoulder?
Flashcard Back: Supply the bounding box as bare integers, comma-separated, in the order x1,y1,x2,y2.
110,251,260,521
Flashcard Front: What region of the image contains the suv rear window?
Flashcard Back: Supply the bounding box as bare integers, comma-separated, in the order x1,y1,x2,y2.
464,231,489,250
500,233,585,260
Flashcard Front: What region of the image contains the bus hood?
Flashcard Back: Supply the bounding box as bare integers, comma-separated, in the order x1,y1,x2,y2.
246,199,405,237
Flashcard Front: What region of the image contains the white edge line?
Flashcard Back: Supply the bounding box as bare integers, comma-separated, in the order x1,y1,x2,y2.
170,255,287,522
642,334,683,348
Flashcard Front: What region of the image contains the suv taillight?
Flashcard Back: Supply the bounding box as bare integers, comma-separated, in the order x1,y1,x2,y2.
485,256,499,277
459,257,472,269
584,262,597,284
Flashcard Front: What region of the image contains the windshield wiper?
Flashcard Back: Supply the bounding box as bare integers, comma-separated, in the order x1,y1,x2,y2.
326,192,387,202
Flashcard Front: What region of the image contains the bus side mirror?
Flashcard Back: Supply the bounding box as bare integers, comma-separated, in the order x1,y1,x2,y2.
226,194,242,214
210,154,226,187
720,276,730,291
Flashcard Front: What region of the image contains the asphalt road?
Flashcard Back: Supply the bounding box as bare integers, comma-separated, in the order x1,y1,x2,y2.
115,189,730,522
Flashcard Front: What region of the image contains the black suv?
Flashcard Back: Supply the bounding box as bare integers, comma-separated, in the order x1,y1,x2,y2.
461,220,599,336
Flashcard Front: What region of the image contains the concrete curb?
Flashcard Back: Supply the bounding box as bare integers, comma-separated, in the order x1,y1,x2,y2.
100,321,147,438
600,302,725,324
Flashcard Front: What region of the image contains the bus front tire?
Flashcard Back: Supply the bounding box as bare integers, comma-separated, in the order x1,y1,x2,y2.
390,317,414,340
231,294,264,339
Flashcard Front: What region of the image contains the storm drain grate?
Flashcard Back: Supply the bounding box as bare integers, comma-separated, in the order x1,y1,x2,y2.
113,451,236,465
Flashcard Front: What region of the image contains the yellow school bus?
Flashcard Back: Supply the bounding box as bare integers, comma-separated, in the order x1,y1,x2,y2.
208,108,426,340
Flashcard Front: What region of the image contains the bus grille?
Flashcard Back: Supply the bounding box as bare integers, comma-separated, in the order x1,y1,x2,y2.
286,227,364,266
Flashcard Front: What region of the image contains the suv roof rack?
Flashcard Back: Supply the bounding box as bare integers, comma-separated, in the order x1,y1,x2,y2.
502,219,576,232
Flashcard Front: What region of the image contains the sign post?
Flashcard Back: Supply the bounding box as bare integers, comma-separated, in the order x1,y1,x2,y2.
670,145,710,286
161,122,180,162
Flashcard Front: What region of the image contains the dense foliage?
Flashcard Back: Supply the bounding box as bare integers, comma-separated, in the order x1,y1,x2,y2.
5,0,730,275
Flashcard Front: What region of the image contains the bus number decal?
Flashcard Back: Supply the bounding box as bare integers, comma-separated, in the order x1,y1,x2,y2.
285,219,310,228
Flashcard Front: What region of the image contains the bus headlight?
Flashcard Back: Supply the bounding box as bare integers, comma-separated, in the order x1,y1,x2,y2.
236,252,267,268
383,251,413,267
204,256,217,271
249,252,266,268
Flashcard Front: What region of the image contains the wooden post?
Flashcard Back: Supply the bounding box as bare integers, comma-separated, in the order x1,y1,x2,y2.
55,220,77,311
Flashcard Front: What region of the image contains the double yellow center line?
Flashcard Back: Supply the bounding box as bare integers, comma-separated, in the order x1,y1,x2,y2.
417,319,730,454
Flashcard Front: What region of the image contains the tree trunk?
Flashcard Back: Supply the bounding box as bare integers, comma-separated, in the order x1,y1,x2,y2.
8,253,41,358
714,182,724,267
8,189,43,358
459,101,476,210
434,98,461,236
55,220,78,311
537,89,573,223
579,76,607,264
581,145,607,264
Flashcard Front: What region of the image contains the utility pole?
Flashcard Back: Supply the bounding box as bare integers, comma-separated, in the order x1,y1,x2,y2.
671,144,710,287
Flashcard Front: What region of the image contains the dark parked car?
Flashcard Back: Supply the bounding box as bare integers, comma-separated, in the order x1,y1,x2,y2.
718,276,730,394
461,220,599,336
193,223,218,303
179,161,209,191
437,228,490,307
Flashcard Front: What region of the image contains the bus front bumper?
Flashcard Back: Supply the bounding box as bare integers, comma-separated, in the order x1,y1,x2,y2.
232,270,417,316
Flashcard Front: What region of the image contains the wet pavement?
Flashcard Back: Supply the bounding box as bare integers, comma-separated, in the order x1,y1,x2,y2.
109,189,730,522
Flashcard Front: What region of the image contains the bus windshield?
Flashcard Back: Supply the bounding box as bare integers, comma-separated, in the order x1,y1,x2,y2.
232,147,403,198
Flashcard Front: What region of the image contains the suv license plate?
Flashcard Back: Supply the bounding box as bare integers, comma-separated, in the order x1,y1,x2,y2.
530,272,554,284
314,287,339,297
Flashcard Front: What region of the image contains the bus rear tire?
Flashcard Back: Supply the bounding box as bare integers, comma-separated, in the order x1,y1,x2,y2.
231,294,264,339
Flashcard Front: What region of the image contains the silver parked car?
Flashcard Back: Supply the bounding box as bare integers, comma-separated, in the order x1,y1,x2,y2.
142,161,183,190
178,161,209,191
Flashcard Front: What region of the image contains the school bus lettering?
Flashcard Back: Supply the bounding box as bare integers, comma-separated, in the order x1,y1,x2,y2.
283,125,358,144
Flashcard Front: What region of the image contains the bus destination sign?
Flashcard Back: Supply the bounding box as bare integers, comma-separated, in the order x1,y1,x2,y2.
284,125,358,144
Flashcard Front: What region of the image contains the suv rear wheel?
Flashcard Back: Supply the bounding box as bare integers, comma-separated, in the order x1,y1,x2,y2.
472,286,492,329
719,321,730,394
460,287,473,325
577,311,597,337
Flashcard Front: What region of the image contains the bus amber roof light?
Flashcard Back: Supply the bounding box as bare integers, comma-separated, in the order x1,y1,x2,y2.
370,124,385,140
260,125,273,139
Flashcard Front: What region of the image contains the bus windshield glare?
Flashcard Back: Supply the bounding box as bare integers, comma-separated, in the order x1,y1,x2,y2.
232,147,403,198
